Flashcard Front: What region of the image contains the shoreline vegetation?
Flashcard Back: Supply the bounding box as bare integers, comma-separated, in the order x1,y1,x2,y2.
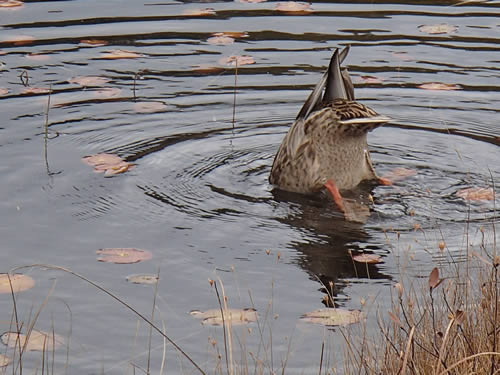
1,216,498,374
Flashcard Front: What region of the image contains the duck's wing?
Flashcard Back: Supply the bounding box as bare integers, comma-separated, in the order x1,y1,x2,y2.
284,47,352,160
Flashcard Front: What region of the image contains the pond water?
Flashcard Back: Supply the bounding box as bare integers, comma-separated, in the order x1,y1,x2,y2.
0,0,499,373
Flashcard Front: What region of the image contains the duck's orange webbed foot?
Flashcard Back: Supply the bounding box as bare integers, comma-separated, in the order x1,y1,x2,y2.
324,179,346,213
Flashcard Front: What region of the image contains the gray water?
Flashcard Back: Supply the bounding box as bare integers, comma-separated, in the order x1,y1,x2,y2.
0,0,499,373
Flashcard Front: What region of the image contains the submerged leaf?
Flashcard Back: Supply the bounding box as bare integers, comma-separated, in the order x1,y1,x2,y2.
93,87,122,98
96,248,153,264
0,88,8,96
0,274,35,293
301,308,362,326
25,53,51,61
1,330,64,351
190,308,257,325
126,274,159,284
418,23,458,35
456,187,494,201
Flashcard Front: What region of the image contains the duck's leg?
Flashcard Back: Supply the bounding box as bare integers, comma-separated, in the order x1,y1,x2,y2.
364,150,392,186
324,179,346,213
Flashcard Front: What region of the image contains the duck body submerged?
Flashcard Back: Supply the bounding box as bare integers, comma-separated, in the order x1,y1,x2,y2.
269,47,390,212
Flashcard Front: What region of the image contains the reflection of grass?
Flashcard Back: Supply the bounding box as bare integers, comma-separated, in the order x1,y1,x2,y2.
343,221,499,374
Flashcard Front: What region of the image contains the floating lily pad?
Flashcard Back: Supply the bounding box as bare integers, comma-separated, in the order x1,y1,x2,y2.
418,23,458,35
352,254,382,264
100,49,143,59
418,82,461,91
192,64,224,74
183,8,216,16
207,35,235,45
275,1,311,13
456,187,494,201
80,39,108,46
0,273,35,293
126,274,159,284
97,248,153,264
20,87,51,95
213,31,248,39
93,87,122,98
1,330,64,351
25,53,51,61
68,76,110,87
0,88,8,96
3,35,34,45
0,354,9,367
82,153,135,176
190,308,257,325
301,308,362,326
219,55,256,66
0,0,24,8
133,101,167,113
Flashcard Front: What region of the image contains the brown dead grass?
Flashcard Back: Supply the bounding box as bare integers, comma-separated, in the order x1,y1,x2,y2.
343,226,499,375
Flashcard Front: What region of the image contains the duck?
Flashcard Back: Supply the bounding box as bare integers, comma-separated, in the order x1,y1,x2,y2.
269,46,391,216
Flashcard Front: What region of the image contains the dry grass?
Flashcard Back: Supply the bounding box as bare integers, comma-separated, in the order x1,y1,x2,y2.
343,224,499,375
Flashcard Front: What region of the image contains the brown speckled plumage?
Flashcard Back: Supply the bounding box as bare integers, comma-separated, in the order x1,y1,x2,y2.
269,47,389,195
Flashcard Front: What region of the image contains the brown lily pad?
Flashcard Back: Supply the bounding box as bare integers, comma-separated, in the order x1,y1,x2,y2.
0,0,24,8
0,354,9,367
275,1,311,13
20,87,51,95
213,31,248,39
80,39,108,47
25,53,51,61
68,76,110,87
0,274,35,293
207,35,235,45
82,153,135,176
0,88,9,96
418,23,458,35
219,55,255,66
3,35,34,45
359,75,383,84
418,82,461,91
192,64,224,74
93,87,122,98
97,248,153,264
456,187,494,201
301,308,362,326
190,308,257,325
1,330,64,351
133,101,167,113
183,8,216,16
352,254,382,264
100,49,143,59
